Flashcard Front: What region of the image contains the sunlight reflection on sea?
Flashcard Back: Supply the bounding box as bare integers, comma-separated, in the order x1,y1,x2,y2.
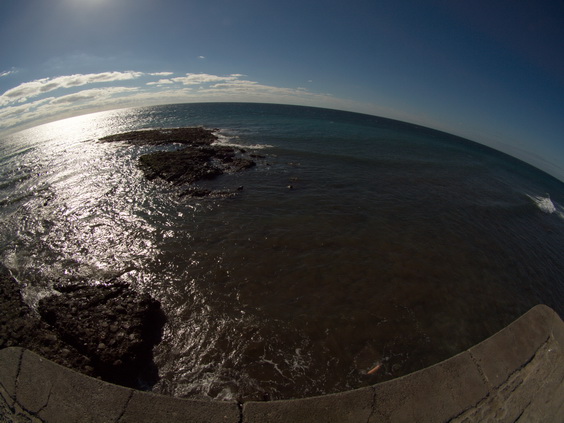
1,103,563,401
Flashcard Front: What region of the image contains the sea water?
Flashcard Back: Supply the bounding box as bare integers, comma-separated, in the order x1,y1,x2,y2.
1,102,563,400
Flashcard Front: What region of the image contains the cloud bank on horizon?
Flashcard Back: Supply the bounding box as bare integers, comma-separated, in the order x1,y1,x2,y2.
0,70,369,133
0,0,562,180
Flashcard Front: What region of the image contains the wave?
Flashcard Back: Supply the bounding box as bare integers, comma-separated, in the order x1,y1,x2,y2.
530,194,556,214
527,193,564,219
213,130,273,150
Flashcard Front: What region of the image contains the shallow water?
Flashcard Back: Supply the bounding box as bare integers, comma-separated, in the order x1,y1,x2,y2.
1,103,563,400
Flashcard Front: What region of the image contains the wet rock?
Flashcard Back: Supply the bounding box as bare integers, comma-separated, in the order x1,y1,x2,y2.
138,147,225,184
178,187,241,199
0,263,166,390
230,158,256,172
38,281,166,389
179,187,213,198
99,127,218,146
0,264,92,375
101,127,257,196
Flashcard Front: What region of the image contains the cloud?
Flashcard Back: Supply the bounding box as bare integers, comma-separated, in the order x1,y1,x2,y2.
0,87,144,131
0,71,388,135
170,73,244,85
48,87,139,105
0,70,17,78
146,79,175,86
198,56,206,59
0,71,143,105
0,97,55,125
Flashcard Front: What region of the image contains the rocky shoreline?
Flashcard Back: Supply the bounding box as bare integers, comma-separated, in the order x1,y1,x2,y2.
0,264,166,390
0,127,255,392
100,127,257,197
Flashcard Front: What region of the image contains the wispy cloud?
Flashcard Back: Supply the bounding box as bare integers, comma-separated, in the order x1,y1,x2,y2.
0,70,17,78
48,87,139,105
146,73,248,87
172,73,244,85
0,71,143,105
146,79,175,86
0,71,386,134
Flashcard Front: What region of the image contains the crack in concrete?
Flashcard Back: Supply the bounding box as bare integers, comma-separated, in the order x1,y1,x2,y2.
506,337,559,420
497,335,552,396
512,407,526,423
0,356,18,409
366,386,377,423
237,401,243,423
522,336,551,368
13,348,24,401
511,394,535,423
1,348,26,416
468,349,490,389
11,349,50,422
35,384,54,417
444,352,493,422
445,392,492,423
448,336,556,422
115,390,134,423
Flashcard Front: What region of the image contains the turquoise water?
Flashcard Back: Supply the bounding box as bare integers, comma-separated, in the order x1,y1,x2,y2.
1,102,563,400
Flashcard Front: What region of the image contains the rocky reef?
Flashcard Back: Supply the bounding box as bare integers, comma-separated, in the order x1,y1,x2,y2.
38,281,166,389
100,127,256,195
0,265,91,373
0,127,254,391
99,127,219,146
0,264,165,390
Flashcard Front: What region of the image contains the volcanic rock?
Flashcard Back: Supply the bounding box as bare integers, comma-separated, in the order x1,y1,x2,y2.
99,127,218,146
100,127,257,193
0,264,92,375
0,263,166,390
38,281,166,389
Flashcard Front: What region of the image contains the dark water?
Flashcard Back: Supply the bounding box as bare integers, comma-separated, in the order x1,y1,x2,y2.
1,103,563,400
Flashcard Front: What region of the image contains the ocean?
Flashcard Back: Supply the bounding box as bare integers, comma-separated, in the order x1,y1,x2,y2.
1,102,563,401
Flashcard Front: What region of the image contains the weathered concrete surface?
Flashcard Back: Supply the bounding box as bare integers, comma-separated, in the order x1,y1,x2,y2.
1,305,563,423
451,305,564,423
119,390,239,423
243,386,376,423
0,347,239,423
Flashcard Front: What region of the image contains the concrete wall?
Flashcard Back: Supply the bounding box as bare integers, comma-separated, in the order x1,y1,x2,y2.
1,304,563,423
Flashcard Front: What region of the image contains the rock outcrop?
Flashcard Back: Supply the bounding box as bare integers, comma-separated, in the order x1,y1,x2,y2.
0,264,165,390
38,281,166,389
0,265,92,375
100,127,257,193
99,127,218,146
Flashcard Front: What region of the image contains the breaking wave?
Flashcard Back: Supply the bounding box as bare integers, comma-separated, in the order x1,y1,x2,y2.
527,193,564,220
214,131,273,150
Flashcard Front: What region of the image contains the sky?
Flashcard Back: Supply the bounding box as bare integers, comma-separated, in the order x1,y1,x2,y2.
1,0,563,180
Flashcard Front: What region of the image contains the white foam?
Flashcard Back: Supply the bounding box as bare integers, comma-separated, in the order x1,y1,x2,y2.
213,132,273,150
528,194,556,214
527,193,564,220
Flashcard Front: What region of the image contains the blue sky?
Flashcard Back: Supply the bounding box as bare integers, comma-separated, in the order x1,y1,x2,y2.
1,0,563,179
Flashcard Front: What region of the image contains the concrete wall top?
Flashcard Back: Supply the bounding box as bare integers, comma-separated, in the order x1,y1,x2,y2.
1,304,563,423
